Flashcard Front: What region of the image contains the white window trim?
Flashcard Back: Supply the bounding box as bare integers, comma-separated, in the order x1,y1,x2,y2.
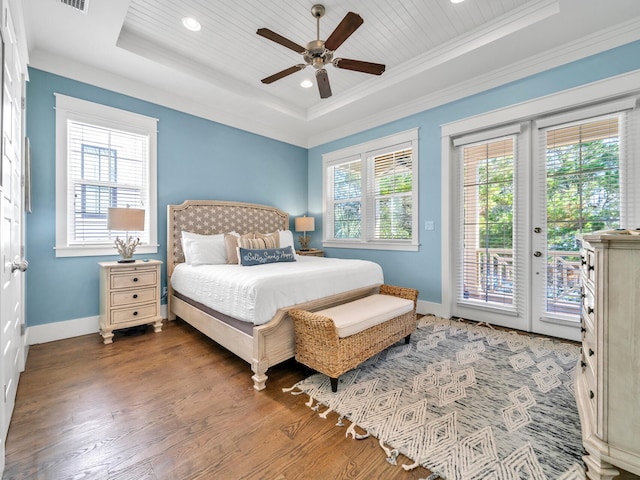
322,128,419,251
440,69,640,319
55,94,159,257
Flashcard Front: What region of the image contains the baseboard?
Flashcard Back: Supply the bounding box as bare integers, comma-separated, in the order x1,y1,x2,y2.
27,315,100,345
27,305,169,345
416,299,449,318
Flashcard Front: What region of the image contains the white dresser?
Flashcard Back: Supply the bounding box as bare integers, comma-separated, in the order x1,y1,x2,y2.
576,233,640,479
99,260,163,344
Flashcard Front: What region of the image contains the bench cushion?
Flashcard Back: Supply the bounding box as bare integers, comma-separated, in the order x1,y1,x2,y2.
315,294,414,338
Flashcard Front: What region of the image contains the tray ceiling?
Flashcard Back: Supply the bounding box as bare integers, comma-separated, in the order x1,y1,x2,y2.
21,0,640,147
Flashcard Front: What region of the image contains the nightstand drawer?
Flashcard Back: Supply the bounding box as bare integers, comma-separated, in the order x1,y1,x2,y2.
110,303,158,325
110,270,157,289
111,287,157,307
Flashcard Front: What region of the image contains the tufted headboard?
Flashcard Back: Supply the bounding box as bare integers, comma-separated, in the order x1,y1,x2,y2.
167,200,289,277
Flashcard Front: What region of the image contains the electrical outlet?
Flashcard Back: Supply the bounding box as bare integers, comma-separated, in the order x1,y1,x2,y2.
162,286,168,297
425,220,435,231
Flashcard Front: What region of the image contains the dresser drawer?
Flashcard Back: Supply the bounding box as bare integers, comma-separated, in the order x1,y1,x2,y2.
110,269,158,289
580,248,596,289
582,288,596,330
110,303,158,325
111,286,157,307
582,360,598,422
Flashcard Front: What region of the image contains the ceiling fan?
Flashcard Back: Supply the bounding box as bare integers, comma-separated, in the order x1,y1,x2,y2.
257,4,386,99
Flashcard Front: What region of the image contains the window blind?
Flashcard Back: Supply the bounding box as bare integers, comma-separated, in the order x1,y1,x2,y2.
536,108,636,315
367,146,413,241
67,120,149,244
327,157,362,240
457,134,519,310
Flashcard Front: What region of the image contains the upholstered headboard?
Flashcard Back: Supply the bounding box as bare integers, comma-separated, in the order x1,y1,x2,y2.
167,200,289,276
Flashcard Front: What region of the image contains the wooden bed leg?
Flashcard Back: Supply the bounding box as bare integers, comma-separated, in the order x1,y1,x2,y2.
251,360,268,391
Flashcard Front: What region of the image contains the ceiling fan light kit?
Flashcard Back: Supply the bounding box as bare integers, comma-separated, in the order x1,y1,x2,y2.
257,4,385,99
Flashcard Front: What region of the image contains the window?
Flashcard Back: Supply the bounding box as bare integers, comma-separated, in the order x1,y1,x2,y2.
459,135,518,309
55,94,158,257
323,128,419,250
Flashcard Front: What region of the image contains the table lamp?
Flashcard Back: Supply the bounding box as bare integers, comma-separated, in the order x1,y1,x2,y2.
108,207,145,263
295,216,315,251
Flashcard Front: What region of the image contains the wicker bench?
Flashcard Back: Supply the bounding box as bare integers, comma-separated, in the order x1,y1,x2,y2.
289,284,419,392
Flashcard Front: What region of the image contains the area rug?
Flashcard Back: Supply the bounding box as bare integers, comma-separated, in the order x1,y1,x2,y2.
285,316,585,480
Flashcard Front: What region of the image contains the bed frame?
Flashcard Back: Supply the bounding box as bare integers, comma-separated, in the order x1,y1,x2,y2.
167,200,379,390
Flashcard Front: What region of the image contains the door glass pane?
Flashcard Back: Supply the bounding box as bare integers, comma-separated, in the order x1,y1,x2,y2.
545,116,620,315
461,137,515,307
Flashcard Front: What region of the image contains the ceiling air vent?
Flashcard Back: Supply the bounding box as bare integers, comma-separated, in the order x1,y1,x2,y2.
59,0,89,14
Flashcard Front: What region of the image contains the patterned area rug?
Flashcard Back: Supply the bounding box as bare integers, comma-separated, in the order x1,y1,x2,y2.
285,316,585,480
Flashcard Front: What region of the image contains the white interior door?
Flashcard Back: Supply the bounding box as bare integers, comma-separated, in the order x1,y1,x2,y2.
0,13,26,471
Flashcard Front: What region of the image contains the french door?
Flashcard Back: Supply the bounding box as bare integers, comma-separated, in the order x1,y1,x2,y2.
452,100,636,341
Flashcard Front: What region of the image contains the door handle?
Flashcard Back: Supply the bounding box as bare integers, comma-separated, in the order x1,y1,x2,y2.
533,251,542,257
11,259,28,273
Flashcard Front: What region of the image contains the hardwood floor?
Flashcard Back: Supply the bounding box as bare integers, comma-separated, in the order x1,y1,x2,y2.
4,320,431,480
5,319,639,480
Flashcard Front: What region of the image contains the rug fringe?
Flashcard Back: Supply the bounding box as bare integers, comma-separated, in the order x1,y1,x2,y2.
346,423,370,440
402,460,420,471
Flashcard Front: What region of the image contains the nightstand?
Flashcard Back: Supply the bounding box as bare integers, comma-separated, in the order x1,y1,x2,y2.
296,248,325,257
99,260,163,344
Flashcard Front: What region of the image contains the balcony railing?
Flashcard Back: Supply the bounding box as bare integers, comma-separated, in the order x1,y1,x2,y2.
464,248,581,315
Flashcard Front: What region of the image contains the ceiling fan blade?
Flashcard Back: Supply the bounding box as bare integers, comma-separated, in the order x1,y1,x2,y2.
261,65,306,84
324,12,363,51
334,58,386,75
256,28,306,54
315,68,332,99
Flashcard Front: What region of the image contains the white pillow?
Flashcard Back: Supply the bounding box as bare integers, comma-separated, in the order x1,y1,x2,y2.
181,231,228,265
278,230,296,255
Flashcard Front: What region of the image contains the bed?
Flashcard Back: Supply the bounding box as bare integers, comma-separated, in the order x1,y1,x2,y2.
167,200,384,390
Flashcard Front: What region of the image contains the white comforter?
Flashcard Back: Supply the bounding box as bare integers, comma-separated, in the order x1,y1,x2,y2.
170,256,384,325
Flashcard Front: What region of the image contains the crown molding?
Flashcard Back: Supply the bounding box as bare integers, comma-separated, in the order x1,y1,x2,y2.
307,17,640,148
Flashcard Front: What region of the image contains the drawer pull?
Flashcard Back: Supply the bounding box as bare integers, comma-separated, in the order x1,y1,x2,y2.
581,327,586,333
589,348,594,357
590,390,594,399
588,307,594,314
581,361,586,368
133,277,139,282
581,256,586,265
588,264,595,271
133,294,138,299
133,311,138,316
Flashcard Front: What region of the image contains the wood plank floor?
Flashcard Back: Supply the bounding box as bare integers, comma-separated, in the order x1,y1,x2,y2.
4,319,432,480
5,319,639,479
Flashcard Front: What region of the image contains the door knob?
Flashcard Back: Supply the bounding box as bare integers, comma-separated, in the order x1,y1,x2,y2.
533,251,542,257
11,259,28,273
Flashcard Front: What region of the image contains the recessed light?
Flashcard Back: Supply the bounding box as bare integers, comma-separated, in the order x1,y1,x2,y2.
451,0,464,3
300,79,313,88
182,17,201,32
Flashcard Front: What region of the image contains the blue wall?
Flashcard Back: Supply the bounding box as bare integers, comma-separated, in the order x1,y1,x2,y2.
26,68,308,327
308,41,640,304
25,40,640,327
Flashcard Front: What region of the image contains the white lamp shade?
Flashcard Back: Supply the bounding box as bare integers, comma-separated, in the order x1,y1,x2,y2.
108,208,145,231
295,216,315,232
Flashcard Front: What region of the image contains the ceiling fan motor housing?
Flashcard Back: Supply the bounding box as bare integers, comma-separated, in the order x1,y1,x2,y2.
304,39,332,69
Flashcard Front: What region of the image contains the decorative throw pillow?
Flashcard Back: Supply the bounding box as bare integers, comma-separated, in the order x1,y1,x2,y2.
237,235,278,250
224,233,254,264
255,230,280,248
238,246,296,266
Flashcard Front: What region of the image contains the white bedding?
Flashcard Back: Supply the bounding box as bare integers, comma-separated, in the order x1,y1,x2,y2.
170,256,384,325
